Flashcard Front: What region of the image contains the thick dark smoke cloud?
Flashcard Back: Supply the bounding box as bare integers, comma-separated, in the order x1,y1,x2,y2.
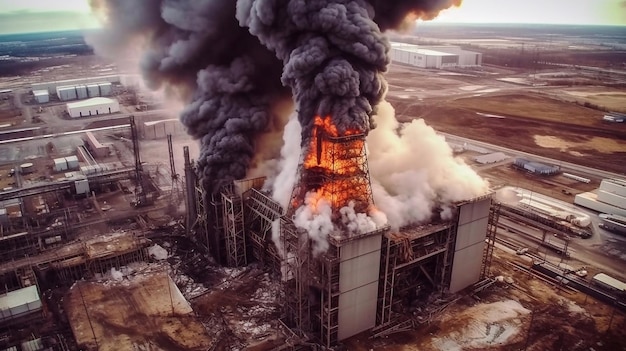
88,0,460,192
236,0,461,137
88,0,288,193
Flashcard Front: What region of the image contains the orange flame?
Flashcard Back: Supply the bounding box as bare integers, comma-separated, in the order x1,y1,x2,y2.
299,115,370,215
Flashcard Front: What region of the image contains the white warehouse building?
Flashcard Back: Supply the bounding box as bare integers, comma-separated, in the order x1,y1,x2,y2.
390,42,482,69
575,179,626,217
67,97,120,118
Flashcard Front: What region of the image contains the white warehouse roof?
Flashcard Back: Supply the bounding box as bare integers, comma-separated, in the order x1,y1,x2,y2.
66,97,116,109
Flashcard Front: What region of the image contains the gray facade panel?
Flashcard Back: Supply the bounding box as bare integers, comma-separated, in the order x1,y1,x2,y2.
449,241,485,293
458,197,491,225
455,216,489,251
338,281,379,340
337,233,382,341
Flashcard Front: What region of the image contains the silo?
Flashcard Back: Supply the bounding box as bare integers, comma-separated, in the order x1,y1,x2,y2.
20,162,35,174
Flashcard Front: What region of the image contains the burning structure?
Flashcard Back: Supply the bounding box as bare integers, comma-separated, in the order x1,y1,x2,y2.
182,112,494,346
89,0,494,347
184,164,493,346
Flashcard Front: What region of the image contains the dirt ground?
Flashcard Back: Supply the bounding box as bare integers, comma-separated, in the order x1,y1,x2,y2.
192,268,288,351
64,269,213,351
345,244,626,351
385,64,626,175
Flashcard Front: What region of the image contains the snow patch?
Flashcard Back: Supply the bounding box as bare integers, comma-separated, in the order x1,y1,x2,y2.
110,267,124,281
148,244,169,260
432,300,530,350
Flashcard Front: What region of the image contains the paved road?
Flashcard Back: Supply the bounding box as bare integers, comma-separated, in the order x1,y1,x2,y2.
0,124,131,145
442,132,626,179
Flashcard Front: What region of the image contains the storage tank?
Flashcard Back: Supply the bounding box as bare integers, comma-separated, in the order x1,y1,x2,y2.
20,162,34,174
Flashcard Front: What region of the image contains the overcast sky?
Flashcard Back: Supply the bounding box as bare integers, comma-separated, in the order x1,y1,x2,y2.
0,0,624,35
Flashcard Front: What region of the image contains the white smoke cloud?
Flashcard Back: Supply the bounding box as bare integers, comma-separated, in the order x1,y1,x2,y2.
265,115,302,209
271,219,284,258
367,100,489,230
339,201,378,234
293,192,334,256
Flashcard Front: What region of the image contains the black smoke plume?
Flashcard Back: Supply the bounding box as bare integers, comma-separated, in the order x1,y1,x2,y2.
237,0,461,139
88,0,460,192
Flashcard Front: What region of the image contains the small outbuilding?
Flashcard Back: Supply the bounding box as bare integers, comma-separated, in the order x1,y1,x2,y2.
33,89,49,103
66,97,120,118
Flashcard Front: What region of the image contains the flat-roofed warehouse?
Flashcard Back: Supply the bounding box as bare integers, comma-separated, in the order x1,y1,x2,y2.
390,42,482,68
66,97,120,118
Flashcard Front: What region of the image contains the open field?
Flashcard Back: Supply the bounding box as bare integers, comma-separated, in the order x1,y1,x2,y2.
385,64,626,175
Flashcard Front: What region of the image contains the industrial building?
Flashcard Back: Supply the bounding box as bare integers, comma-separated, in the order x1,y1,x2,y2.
0,110,501,349
66,97,120,118
83,131,110,158
31,75,120,94
56,83,113,102
56,85,78,101
140,119,186,139
32,90,49,104
575,178,626,217
513,158,560,175
184,127,496,346
0,285,42,323
390,42,482,69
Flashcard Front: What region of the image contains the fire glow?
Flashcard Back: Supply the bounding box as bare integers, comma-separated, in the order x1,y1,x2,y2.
300,115,370,216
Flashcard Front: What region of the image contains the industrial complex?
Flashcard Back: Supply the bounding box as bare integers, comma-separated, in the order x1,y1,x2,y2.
0,74,502,348
0,10,625,351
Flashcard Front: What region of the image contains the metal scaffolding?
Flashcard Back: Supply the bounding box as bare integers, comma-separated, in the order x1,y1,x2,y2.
482,200,500,278
288,133,373,218
376,223,455,325
222,186,246,267
208,192,226,265
317,246,340,348
281,219,311,336
245,188,283,270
